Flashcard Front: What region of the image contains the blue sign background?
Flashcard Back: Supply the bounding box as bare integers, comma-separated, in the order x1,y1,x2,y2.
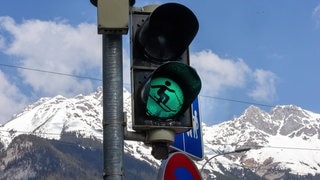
171,97,203,160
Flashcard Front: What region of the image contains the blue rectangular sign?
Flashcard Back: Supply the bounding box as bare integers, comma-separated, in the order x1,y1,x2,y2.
171,97,203,160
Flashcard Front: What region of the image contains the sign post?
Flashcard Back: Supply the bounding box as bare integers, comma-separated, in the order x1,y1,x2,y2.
90,0,128,179
171,97,203,160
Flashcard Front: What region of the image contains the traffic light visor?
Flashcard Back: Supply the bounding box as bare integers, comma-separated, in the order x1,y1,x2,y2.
136,3,199,62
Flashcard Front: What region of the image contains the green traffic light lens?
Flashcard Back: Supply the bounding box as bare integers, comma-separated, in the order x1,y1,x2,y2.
146,77,184,119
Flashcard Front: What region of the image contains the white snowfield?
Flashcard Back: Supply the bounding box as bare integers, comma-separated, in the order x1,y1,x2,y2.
1,87,320,177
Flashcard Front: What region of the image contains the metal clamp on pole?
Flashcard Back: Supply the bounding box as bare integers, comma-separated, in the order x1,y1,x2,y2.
123,112,147,142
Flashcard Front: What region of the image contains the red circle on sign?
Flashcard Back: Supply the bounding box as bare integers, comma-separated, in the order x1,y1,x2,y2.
161,152,201,180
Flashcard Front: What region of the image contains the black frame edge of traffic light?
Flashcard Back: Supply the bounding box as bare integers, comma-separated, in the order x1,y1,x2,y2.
130,3,200,134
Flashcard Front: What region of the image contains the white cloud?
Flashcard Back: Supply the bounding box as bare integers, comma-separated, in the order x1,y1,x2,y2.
248,69,277,103
0,35,4,49
0,16,101,97
191,50,278,102
0,16,136,123
0,71,27,123
191,50,251,96
122,44,131,89
0,16,279,124
312,4,320,27
190,50,251,123
190,50,278,123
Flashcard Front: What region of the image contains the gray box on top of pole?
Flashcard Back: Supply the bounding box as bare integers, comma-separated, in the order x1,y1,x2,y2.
97,0,129,34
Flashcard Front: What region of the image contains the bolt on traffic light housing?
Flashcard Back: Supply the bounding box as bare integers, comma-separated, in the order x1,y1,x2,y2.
130,3,201,159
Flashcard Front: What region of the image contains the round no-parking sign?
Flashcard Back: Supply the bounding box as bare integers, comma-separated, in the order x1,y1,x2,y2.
158,152,201,180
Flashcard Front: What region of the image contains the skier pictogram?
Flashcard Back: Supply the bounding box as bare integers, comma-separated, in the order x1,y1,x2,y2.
149,80,180,113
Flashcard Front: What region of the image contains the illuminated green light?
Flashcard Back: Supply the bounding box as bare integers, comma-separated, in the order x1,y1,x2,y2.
146,77,184,119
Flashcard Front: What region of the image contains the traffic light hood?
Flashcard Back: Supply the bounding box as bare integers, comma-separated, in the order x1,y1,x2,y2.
135,3,199,62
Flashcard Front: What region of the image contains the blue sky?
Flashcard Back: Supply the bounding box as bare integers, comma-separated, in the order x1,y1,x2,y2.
0,0,320,125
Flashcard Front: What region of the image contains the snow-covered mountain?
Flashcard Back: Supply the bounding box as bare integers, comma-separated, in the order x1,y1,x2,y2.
0,87,102,147
0,87,159,170
202,105,320,179
1,87,320,179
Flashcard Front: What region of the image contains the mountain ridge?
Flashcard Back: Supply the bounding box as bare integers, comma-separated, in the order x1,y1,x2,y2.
202,104,320,178
1,87,320,179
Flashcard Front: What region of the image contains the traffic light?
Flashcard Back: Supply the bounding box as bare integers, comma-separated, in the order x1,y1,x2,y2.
130,3,201,134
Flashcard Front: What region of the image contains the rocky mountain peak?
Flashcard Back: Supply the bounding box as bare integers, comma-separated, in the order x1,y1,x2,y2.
239,105,278,135
1,88,320,179
236,105,320,138
270,105,320,137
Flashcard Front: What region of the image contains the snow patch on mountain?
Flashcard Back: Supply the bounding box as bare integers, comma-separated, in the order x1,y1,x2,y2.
201,105,320,177
0,87,159,168
1,87,320,178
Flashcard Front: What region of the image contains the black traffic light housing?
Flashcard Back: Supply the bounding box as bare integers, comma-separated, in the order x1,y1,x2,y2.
130,3,201,134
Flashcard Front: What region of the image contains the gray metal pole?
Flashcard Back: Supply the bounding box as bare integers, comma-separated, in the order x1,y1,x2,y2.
102,34,124,180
